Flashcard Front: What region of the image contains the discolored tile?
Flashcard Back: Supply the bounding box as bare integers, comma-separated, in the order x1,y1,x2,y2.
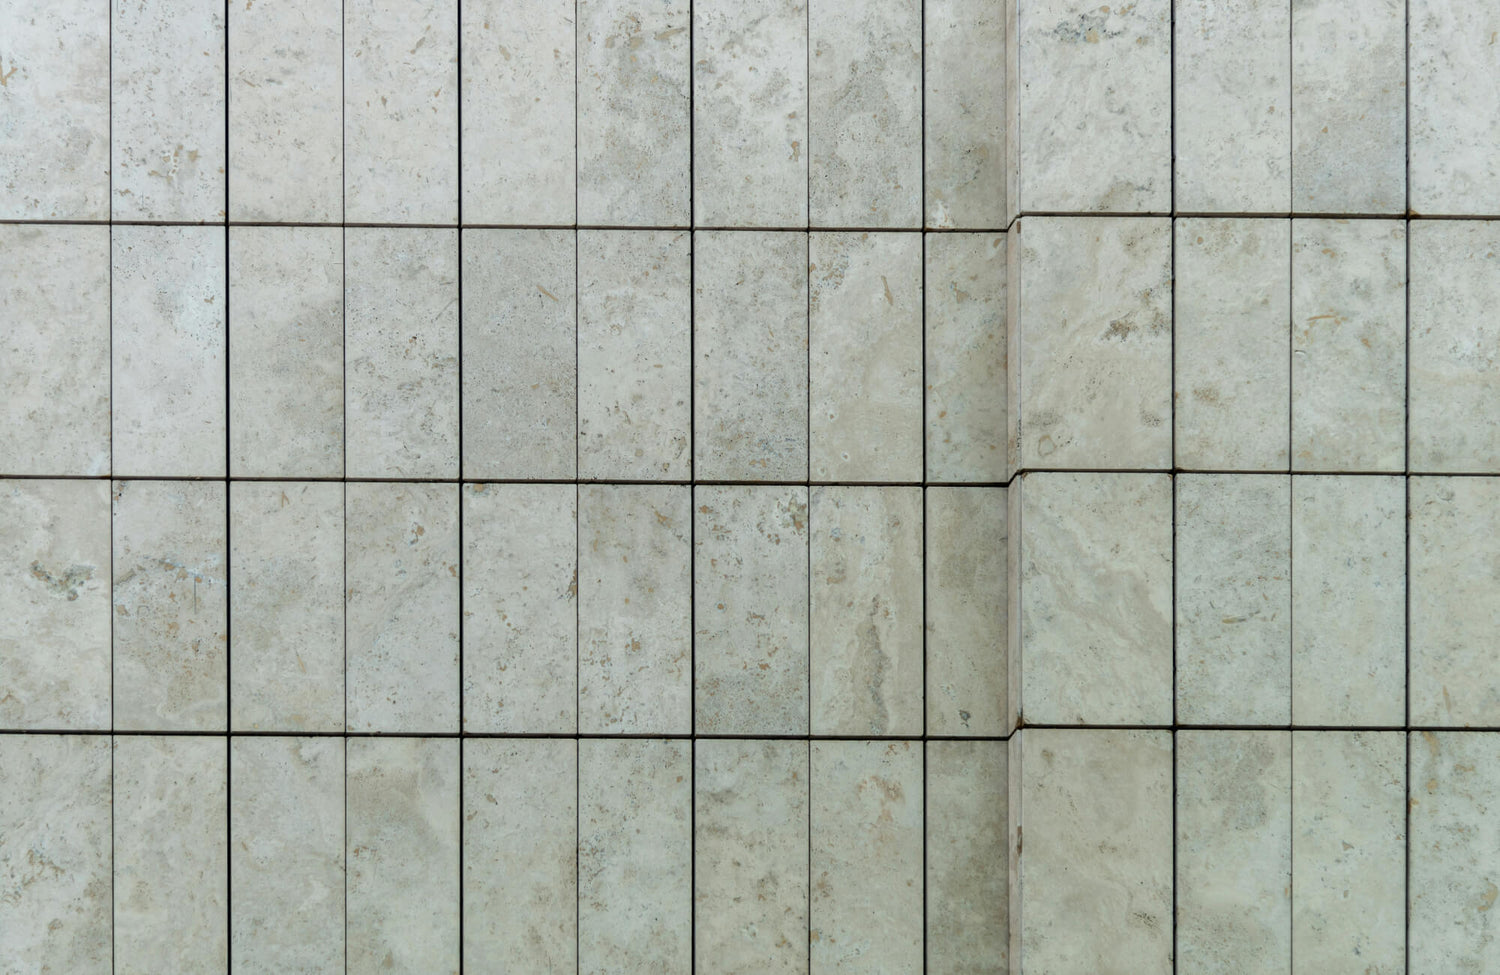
925,232,1007,482
924,0,1006,228
925,486,1007,735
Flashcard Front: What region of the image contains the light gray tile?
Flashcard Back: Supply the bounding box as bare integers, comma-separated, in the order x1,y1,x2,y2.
925,486,1006,736
925,232,1007,482
924,0,1005,228
926,740,1007,975
1410,0,1500,214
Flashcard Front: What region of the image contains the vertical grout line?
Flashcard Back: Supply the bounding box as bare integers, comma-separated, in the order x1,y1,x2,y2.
220,2,232,969
687,4,698,967
573,9,581,972
1287,220,1295,728
455,2,465,968
1287,731,1294,975
1171,728,1178,975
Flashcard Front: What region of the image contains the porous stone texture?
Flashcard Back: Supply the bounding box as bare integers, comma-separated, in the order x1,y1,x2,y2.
926,740,1007,975
925,232,1007,482
925,486,1007,735
924,0,1006,228
1409,0,1500,214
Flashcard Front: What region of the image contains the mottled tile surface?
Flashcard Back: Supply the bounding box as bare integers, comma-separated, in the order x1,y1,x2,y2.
925,232,1007,481
926,486,1007,735
924,0,1005,228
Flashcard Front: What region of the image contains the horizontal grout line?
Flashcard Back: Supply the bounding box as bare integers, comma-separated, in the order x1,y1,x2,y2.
1014,467,1490,478
0,728,1018,741
1017,210,1500,221
0,473,1018,487
1020,723,1457,733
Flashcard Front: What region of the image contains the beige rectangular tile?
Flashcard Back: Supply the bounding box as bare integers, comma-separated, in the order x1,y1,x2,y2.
1410,0,1500,214
925,486,1007,735
924,0,1006,228
925,232,1007,482
926,740,1007,975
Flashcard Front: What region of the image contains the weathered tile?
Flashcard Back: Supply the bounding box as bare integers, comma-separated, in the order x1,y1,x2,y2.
578,229,692,480
1174,0,1291,212
0,735,111,973
1291,731,1405,975
229,226,344,479
810,740,923,973
113,735,228,975
0,0,109,219
1410,221,1500,472
112,0,225,220
112,225,226,478
693,0,808,226
694,485,809,735
579,739,692,974
461,0,575,224
346,482,460,733
347,737,460,975
1176,730,1292,975
925,232,1007,482
926,740,1007,975
1291,219,1406,472
810,486,923,736
924,0,1005,228
462,483,576,734
1291,476,1405,727
345,228,460,479
0,479,111,730
1015,0,1170,212
461,229,577,479
925,486,1006,736
579,484,691,735
1014,729,1173,975
1291,0,1405,213
344,0,457,222
1175,218,1290,470
1017,216,1173,470
230,736,345,975
0,225,110,476
577,0,690,225
230,482,345,733
1410,477,1500,726
464,738,577,972
1410,0,1500,214
695,739,810,973
694,231,809,481
113,480,227,732
228,0,342,221
809,0,921,227
1019,472,1173,725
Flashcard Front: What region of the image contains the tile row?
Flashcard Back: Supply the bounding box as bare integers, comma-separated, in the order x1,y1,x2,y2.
0,734,1001,975
2,225,1005,482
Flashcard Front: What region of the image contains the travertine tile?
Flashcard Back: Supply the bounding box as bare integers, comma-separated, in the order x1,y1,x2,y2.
113,480,228,732
1014,729,1173,975
1176,731,1292,975
1291,731,1405,975
925,486,1006,736
461,0,575,224
924,0,1005,228
809,0,921,227
1410,0,1500,214
1291,0,1405,213
694,231,809,481
112,0,225,220
1176,474,1291,725
228,0,342,221
462,229,577,480
1174,218,1291,471
1291,476,1405,727
926,740,1007,975
113,735,228,975
230,482,345,733
577,0,691,225
1409,221,1500,472
578,230,692,480
112,225,226,478
693,0,808,226
464,738,577,972
1291,219,1407,471
1017,217,1173,470
1410,477,1500,726
0,0,109,219
0,225,110,476
229,226,344,479
809,232,923,481
346,482,460,734
345,228,460,479
0,479,111,730
462,483,577,734
579,739,692,974
810,486,923,736
1015,0,1170,212
579,484,691,735
0,735,111,973
1019,472,1173,725
925,232,1007,482
347,737,460,975
695,739,810,973
695,485,809,735
230,736,345,975
1174,0,1291,213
